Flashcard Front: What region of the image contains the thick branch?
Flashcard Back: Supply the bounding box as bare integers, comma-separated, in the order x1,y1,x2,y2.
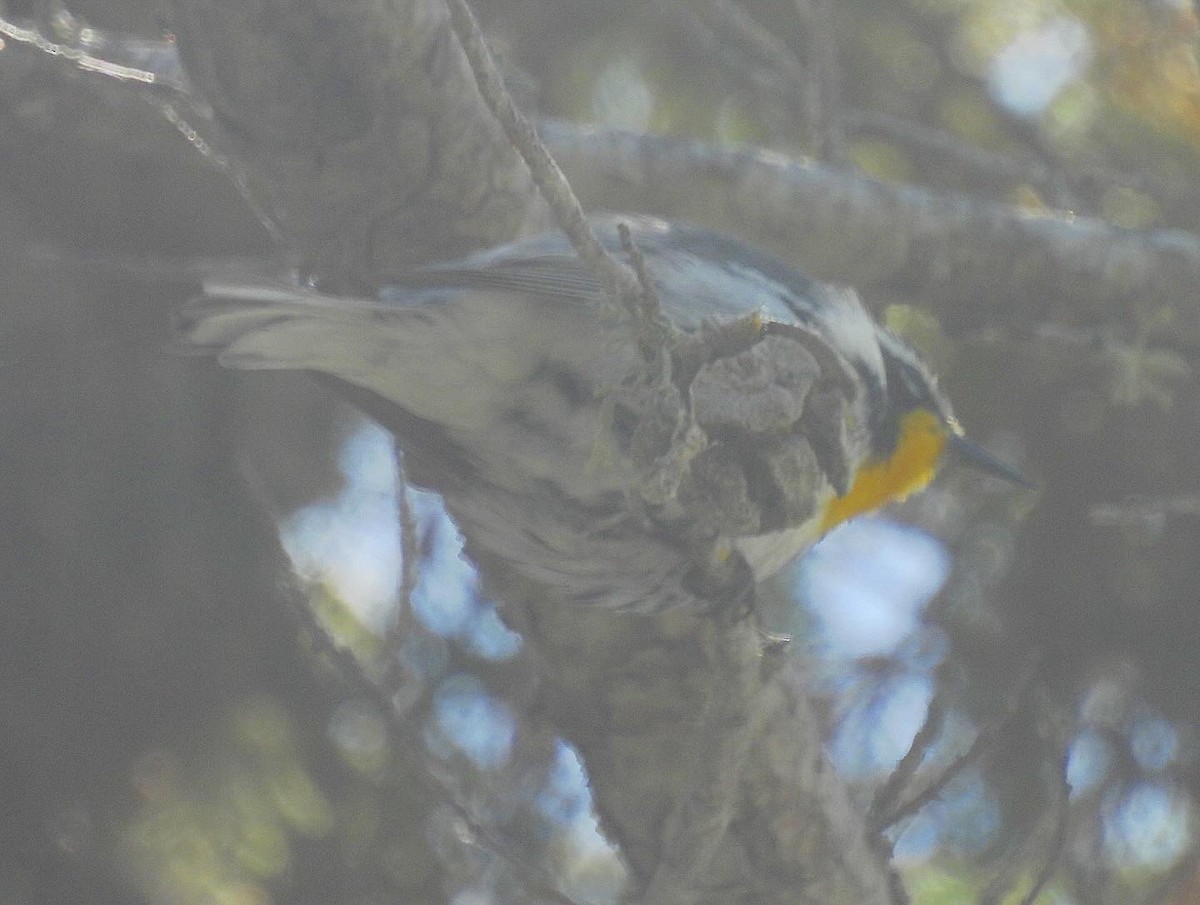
163,0,544,287
538,120,1200,341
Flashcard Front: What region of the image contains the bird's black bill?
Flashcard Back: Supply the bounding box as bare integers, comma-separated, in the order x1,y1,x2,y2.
946,433,1035,488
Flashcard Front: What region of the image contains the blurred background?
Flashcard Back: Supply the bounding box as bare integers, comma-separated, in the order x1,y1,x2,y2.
4,0,1200,902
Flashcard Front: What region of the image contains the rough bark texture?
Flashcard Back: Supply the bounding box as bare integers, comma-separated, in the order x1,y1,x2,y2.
166,0,545,286
489,594,896,905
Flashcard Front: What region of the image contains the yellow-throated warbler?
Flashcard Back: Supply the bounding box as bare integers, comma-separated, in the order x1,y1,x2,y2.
178,216,1027,613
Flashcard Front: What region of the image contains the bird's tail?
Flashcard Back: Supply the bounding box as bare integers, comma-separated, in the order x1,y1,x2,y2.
174,280,550,433
176,282,395,369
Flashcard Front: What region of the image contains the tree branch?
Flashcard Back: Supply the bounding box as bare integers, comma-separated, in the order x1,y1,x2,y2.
443,0,642,308
537,119,1200,339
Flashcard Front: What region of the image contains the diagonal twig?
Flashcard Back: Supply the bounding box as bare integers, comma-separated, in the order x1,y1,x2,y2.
870,655,1041,834
443,0,644,312
868,691,947,829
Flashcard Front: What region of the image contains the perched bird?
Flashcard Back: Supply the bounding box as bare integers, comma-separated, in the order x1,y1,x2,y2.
177,216,1026,614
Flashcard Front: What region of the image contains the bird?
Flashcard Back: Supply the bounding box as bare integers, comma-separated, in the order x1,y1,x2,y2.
176,215,1028,615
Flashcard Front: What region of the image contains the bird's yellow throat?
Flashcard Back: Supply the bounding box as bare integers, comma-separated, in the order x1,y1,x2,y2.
819,408,949,533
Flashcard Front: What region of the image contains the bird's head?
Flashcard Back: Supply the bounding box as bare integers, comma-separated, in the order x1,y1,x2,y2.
819,329,1030,533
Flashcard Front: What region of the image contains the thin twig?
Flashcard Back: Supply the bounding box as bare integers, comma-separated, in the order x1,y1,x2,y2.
793,0,845,159
616,221,675,359
1139,847,1200,905
1017,739,1071,905
840,109,1074,205
844,106,1200,227
665,0,808,146
872,656,1041,832
868,692,946,829
267,511,583,905
0,5,285,245
977,823,1029,905
155,99,288,247
379,441,424,712
442,0,643,309
429,763,586,905
232,461,578,898
296,589,583,905
617,221,660,311
697,0,807,85
392,445,420,635
669,0,845,156
1012,763,1070,897
977,702,1071,905
0,5,185,88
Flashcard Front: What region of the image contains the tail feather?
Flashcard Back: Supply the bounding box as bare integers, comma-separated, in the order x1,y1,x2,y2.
175,281,553,432
177,284,385,350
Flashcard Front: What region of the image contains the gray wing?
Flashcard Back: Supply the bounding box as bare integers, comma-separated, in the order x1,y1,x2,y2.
383,216,832,331
394,253,605,302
